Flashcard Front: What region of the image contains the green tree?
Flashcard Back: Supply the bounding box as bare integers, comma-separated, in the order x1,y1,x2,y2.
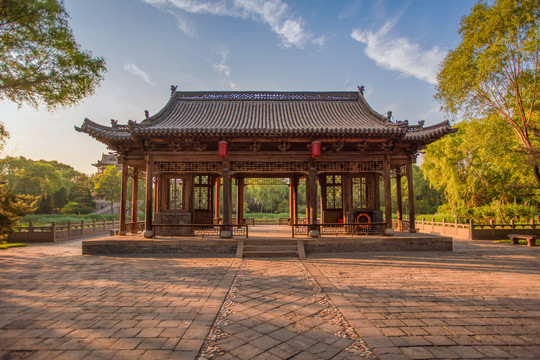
435,0,540,187
93,166,121,214
0,0,106,109
0,156,93,213
68,175,95,213
423,116,538,218
0,181,36,241
393,165,445,215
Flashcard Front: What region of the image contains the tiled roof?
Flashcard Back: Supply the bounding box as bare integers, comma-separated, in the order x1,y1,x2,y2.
404,120,457,143
129,91,405,137
76,90,455,145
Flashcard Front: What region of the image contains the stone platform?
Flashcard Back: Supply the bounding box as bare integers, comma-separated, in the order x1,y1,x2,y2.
82,226,452,255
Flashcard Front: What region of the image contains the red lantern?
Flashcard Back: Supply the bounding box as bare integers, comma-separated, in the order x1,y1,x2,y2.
218,140,228,158
311,140,321,159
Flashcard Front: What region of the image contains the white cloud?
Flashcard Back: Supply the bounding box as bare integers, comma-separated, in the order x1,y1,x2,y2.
213,64,231,77
351,22,446,85
123,63,154,86
212,48,232,77
142,0,310,48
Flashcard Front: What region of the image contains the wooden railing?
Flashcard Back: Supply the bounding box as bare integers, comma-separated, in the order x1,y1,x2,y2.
415,217,540,240
152,223,248,238
8,219,144,243
291,222,385,238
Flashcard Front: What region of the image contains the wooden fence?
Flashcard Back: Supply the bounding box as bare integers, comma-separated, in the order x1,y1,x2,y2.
7,219,144,243
415,218,540,240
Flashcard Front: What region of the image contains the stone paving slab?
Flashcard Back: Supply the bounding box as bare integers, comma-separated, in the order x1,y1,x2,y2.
0,238,240,359
198,259,375,359
1,235,539,359
304,238,540,359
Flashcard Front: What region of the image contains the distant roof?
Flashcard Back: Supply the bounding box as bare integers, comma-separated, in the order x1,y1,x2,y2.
76,90,455,148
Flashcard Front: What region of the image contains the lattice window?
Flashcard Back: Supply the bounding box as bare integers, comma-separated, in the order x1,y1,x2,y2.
318,161,383,173
352,177,368,209
325,175,342,210
167,178,183,210
231,161,309,172
194,175,211,210
154,161,222,173
244,178,289,186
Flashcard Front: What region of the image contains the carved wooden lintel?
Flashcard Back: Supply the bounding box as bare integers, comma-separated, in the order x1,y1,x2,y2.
278,142,291,151
331,141,344,152
250,141,261,152
193,141,207,152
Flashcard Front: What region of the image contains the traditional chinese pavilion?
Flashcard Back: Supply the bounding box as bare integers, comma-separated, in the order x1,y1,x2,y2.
77,87,454,238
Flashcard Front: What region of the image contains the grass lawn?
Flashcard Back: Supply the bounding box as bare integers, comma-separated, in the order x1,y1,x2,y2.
0,243,27,249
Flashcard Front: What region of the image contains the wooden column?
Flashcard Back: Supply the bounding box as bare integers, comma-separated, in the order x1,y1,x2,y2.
305,176,311,222
236,176,244,225
342,174,351,223
383,154,392,229
289,178,294,221
396,171,403,231
143,155,154,237
309,167,318,226
131,169,139,234
119,163,128,235
222,163,232,228
291,176,299,224
406,157,416,232
215,177,221,222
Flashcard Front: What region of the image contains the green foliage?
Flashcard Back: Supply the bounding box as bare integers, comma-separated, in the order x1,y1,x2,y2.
0,181,36,241
93,166,121,213
0,156,93,213
20,213,120,226
0,0,107,109
419,200,538,224
68,175,95,213
423,116,538,211
0,122,7,152
435,0,540,185
0,243,27,249
60,201,94,215
392,165,445,215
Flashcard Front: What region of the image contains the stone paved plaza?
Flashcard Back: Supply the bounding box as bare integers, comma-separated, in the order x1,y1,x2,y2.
1,234,539,359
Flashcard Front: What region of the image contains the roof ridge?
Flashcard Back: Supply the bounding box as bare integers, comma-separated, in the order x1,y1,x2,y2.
173,91,359,102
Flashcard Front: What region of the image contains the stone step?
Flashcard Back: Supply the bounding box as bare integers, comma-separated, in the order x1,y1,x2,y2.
243,250,298,258
243,245,297,252
243,240,297,246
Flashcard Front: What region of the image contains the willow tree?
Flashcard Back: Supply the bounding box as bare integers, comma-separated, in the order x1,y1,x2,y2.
435,0,540,186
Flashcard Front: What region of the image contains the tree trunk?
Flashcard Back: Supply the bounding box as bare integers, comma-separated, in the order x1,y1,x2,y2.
533,164,540,189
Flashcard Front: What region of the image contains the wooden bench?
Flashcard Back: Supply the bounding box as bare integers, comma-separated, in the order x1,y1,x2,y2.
508,234,538,247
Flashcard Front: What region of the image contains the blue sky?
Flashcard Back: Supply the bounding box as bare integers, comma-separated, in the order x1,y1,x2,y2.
1,0,475,174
